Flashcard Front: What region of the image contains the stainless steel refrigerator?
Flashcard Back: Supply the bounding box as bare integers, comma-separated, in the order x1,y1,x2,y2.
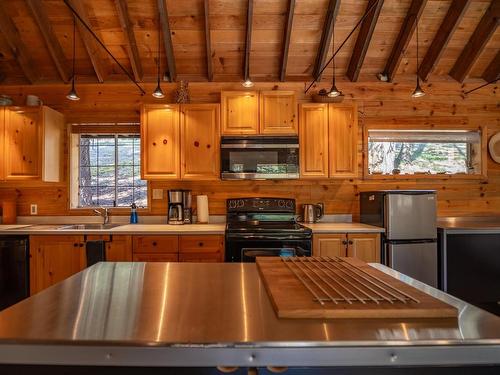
360,190,438,287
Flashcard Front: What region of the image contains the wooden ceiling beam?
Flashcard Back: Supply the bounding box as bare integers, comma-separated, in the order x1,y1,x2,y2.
449,0,500,83
418,0,471,81
346,0,384,82
313,0,340,81
114,0,143,82
481,50,500,82
26,0,71,83
244,0,254,81
204,0,213,81
66,0,107,83
0,3,39,83
280,0,295,82
157,0,176,82
383,0,427,82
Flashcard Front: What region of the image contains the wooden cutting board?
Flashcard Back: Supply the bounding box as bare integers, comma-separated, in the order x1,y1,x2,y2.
256,257,457,319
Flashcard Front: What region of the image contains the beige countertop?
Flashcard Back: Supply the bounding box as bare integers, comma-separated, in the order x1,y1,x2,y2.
0,222,383,235
304,222,384,233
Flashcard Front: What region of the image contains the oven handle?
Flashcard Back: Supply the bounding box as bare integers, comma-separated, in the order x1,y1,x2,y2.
221,144,299,149
228,234,309,240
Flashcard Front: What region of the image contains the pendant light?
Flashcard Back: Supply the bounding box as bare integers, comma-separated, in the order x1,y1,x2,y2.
327,17,341,98
152,10,165,99
66,16,80,101
242,79,254,88
411,17,425,98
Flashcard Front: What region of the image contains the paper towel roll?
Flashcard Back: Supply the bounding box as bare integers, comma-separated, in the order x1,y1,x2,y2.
196,195,209,224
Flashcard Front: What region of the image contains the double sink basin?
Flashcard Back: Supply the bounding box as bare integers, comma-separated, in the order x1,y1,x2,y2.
57,223,123,230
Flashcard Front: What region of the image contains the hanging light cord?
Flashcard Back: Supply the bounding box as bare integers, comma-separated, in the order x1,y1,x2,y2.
157,10,161,85
416,19,420,84
331,14,335,86
464,77,499,95
305,0,381,94
63,0,146,95
71,15,76,81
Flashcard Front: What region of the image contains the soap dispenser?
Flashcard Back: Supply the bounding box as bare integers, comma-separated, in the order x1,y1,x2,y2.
130,203,138,224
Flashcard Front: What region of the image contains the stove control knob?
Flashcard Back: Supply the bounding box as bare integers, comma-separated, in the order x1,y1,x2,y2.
237,199,245,208
278,200,286,208
229,200,237,209
285,200,293,209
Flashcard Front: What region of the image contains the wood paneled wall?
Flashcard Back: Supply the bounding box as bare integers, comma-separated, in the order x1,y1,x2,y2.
0,78,498,219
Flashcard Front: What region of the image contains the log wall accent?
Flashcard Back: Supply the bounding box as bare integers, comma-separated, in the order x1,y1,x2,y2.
0,79,498,219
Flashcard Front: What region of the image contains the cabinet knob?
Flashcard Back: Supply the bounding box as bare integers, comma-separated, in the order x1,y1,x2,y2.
348,240,353,245
163,139,167,144
79,243,84,247
73,243,78,247
152,142,157,146
194,141,200,147
152,241,157,246
198,242,204,247
342,240,348,245
206,144,211,149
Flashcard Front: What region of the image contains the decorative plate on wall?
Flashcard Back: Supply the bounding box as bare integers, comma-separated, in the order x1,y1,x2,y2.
489,132,500,163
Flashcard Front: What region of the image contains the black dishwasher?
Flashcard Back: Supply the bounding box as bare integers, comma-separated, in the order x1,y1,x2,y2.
0,236,29,311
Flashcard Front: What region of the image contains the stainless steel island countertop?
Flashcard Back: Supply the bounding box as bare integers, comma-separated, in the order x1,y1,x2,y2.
0,262,499,368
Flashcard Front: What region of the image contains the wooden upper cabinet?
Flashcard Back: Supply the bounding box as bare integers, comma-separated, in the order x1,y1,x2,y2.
259,91,297,135
347,233,381,263
299,104,329,178
312,234,347,257
221,91,259,135
328,103,358,178
141,104,180,179
181,103,220,180
3,107,42,180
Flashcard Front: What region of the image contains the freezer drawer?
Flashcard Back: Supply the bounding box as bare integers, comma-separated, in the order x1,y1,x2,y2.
385,193,437,240
387,242,438,288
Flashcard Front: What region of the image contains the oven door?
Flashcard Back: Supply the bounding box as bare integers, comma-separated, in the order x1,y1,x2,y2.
220,136,299,180
225,236,312,262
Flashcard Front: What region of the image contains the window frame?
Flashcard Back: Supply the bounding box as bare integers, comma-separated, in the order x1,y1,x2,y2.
362,124,487,180
69,127,150,212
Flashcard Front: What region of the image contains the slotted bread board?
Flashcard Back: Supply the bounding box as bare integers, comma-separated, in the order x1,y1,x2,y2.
256,257,457,319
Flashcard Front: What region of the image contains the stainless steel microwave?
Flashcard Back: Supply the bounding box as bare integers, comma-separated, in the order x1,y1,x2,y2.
220,136,299,180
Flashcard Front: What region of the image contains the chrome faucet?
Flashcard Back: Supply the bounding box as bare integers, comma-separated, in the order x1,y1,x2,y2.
93,207,110,224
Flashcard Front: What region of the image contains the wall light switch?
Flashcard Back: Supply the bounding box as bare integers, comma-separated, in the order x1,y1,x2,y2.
152,189,163,200
30,204,38,215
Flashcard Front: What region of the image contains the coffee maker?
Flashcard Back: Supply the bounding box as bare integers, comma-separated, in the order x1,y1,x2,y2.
167,190,192,225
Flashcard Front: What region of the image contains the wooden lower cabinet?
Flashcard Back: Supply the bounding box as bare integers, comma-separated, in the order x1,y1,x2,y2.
29,235,86,295
312,234,345,257
179,235,224,262
106,236,133,261
313,233,381,263
131,234,224,263
133,253,179,262
346,233,381,263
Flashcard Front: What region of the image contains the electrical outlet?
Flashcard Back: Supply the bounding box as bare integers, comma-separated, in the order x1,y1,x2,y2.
152,189,163,200
30,204,38,215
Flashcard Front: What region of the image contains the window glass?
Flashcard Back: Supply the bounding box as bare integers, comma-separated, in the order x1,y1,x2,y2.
78,134,147,207
367,130,482,176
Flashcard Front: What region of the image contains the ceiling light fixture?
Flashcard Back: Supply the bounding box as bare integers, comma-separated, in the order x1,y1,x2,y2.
153,9,165,99
327,17,342,98
412,17,425,98
66,16,80,101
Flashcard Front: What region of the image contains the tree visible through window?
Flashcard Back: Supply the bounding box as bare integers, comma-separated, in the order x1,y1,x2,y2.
367,130,482,176
78,134,147,207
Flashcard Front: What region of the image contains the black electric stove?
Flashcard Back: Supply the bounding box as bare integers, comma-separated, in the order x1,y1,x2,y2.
225,198,312,262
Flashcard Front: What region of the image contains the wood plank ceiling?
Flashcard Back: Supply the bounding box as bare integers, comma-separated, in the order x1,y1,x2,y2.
0,0,498,85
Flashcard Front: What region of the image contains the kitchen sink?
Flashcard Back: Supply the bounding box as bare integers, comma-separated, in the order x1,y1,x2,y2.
57,224,123,230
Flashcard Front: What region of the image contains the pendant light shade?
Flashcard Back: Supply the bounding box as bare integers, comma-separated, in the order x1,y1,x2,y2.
66,16,80,101
327,83,341,97
152,80,165,98
242,79,254,88
153,10,164,99
412,18,425,98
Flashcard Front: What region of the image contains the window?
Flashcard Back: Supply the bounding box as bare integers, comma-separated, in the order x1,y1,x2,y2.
74,134,147,208
367,129,483,176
